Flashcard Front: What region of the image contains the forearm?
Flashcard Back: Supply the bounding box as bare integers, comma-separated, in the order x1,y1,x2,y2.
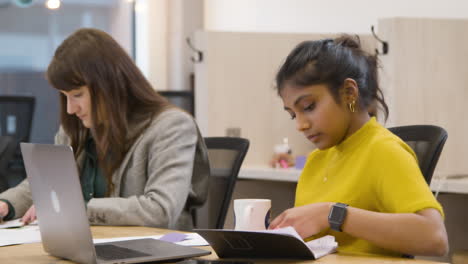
87,193,185,228
342,207,448,256
0,179,33,218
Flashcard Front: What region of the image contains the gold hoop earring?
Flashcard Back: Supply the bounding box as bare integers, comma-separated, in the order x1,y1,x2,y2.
348,100,356,113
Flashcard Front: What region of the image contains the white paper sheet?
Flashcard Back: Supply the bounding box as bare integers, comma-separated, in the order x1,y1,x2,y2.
258,226,337,259
0,225,208,248
305,235,338,259
0,225,41,246
0,219,25,229
0,219,38,229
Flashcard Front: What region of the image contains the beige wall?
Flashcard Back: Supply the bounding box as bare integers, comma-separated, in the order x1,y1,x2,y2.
194,31,376,166
204,0,468,33
378,17,468,178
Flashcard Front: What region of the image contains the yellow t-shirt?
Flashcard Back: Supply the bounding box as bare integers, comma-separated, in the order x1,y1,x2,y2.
295,117,443,257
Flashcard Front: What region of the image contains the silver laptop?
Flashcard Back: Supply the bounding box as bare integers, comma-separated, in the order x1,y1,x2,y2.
21,143,210,264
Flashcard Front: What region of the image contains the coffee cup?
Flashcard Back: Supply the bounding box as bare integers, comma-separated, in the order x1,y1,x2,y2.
233,199,271,231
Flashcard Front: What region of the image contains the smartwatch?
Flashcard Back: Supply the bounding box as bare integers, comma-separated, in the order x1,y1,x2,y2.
328,203,348,232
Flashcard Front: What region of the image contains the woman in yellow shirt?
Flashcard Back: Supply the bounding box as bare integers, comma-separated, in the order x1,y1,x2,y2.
269,35,448,257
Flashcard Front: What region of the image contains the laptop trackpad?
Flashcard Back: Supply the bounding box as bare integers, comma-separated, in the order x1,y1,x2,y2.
95,244,151,260
95,237,210,263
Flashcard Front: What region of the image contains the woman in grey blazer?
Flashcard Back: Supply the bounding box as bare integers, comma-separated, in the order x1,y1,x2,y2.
0,28,209,230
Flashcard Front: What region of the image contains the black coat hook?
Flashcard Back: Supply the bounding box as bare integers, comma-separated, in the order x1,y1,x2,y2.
371,25,389,55
186,37,203,63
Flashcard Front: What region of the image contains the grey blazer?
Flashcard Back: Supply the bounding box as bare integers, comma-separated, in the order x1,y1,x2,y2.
0,109,210,230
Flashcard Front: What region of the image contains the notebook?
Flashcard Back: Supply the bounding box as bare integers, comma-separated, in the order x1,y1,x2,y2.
21,143,210,264
195,227,337,259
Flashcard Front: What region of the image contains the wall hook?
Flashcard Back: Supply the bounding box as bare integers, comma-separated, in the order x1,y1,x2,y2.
186,37,203,63
371,25,389,55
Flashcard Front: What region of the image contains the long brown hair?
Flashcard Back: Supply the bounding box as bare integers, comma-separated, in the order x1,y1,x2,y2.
46,28,171,193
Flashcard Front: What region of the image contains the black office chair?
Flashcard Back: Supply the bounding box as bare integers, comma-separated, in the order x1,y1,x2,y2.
388,125,447,259
388,125,448,185
0,136,18,192
0,96,35,143
0,95,35,189
158,91,194,116
194,137,250,229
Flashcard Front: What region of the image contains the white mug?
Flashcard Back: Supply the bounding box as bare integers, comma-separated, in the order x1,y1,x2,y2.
233,199,271,231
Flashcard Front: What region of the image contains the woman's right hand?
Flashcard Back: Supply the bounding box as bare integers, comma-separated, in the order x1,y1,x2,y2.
268,202,332,239
0,201,9,221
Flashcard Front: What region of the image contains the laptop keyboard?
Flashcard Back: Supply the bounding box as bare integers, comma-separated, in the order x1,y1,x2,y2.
95,244,152,260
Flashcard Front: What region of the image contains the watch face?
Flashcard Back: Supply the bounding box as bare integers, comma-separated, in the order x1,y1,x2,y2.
333,206,347,221
329,203,348,231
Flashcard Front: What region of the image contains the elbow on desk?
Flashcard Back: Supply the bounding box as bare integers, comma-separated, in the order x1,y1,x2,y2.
420,230,449,257
432,233,449,257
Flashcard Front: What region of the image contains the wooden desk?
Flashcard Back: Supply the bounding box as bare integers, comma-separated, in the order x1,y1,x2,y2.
0,226,448,264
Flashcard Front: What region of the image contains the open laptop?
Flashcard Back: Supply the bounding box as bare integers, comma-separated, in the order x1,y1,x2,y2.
20,143,210,264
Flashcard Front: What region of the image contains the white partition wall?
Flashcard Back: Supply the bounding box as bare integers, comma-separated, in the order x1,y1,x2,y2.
194,31,376,166
378,17,468,179
378,19,468,262
204,0,468,33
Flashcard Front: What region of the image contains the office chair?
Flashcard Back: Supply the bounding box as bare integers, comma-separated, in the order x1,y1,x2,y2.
0,95,35,189
388,125,448,259
158,91,194,116
194,137,250,229
0,136,18,192
388,125,448,185
0,96,35,143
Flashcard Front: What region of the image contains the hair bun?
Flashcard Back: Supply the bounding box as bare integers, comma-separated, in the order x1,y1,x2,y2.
334,34,361,50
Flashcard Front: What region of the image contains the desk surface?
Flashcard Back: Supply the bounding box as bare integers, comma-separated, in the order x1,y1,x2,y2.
239,166,468,194
0,226,448,264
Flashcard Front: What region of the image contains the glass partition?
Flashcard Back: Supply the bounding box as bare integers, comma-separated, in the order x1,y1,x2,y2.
0,0,134,188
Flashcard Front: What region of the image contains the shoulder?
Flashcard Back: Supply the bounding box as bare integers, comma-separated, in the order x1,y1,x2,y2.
150,108,196,131
138,108,199,144
368,127,417,162
363,124,422,182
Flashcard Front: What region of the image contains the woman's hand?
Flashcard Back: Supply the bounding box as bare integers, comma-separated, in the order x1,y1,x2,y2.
21,205,37,224
0,201,9,222
269,202,332,239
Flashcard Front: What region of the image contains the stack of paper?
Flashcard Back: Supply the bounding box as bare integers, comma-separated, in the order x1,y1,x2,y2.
0,225,41,246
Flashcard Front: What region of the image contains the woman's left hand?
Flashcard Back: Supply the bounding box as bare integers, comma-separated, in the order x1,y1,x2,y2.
21,205,37,224
269,202,332,239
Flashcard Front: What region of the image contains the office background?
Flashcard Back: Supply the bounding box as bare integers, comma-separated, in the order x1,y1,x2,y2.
1,0,468,263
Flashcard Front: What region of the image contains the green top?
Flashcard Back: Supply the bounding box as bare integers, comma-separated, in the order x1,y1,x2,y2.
81,137,107,203
1,137,107,221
